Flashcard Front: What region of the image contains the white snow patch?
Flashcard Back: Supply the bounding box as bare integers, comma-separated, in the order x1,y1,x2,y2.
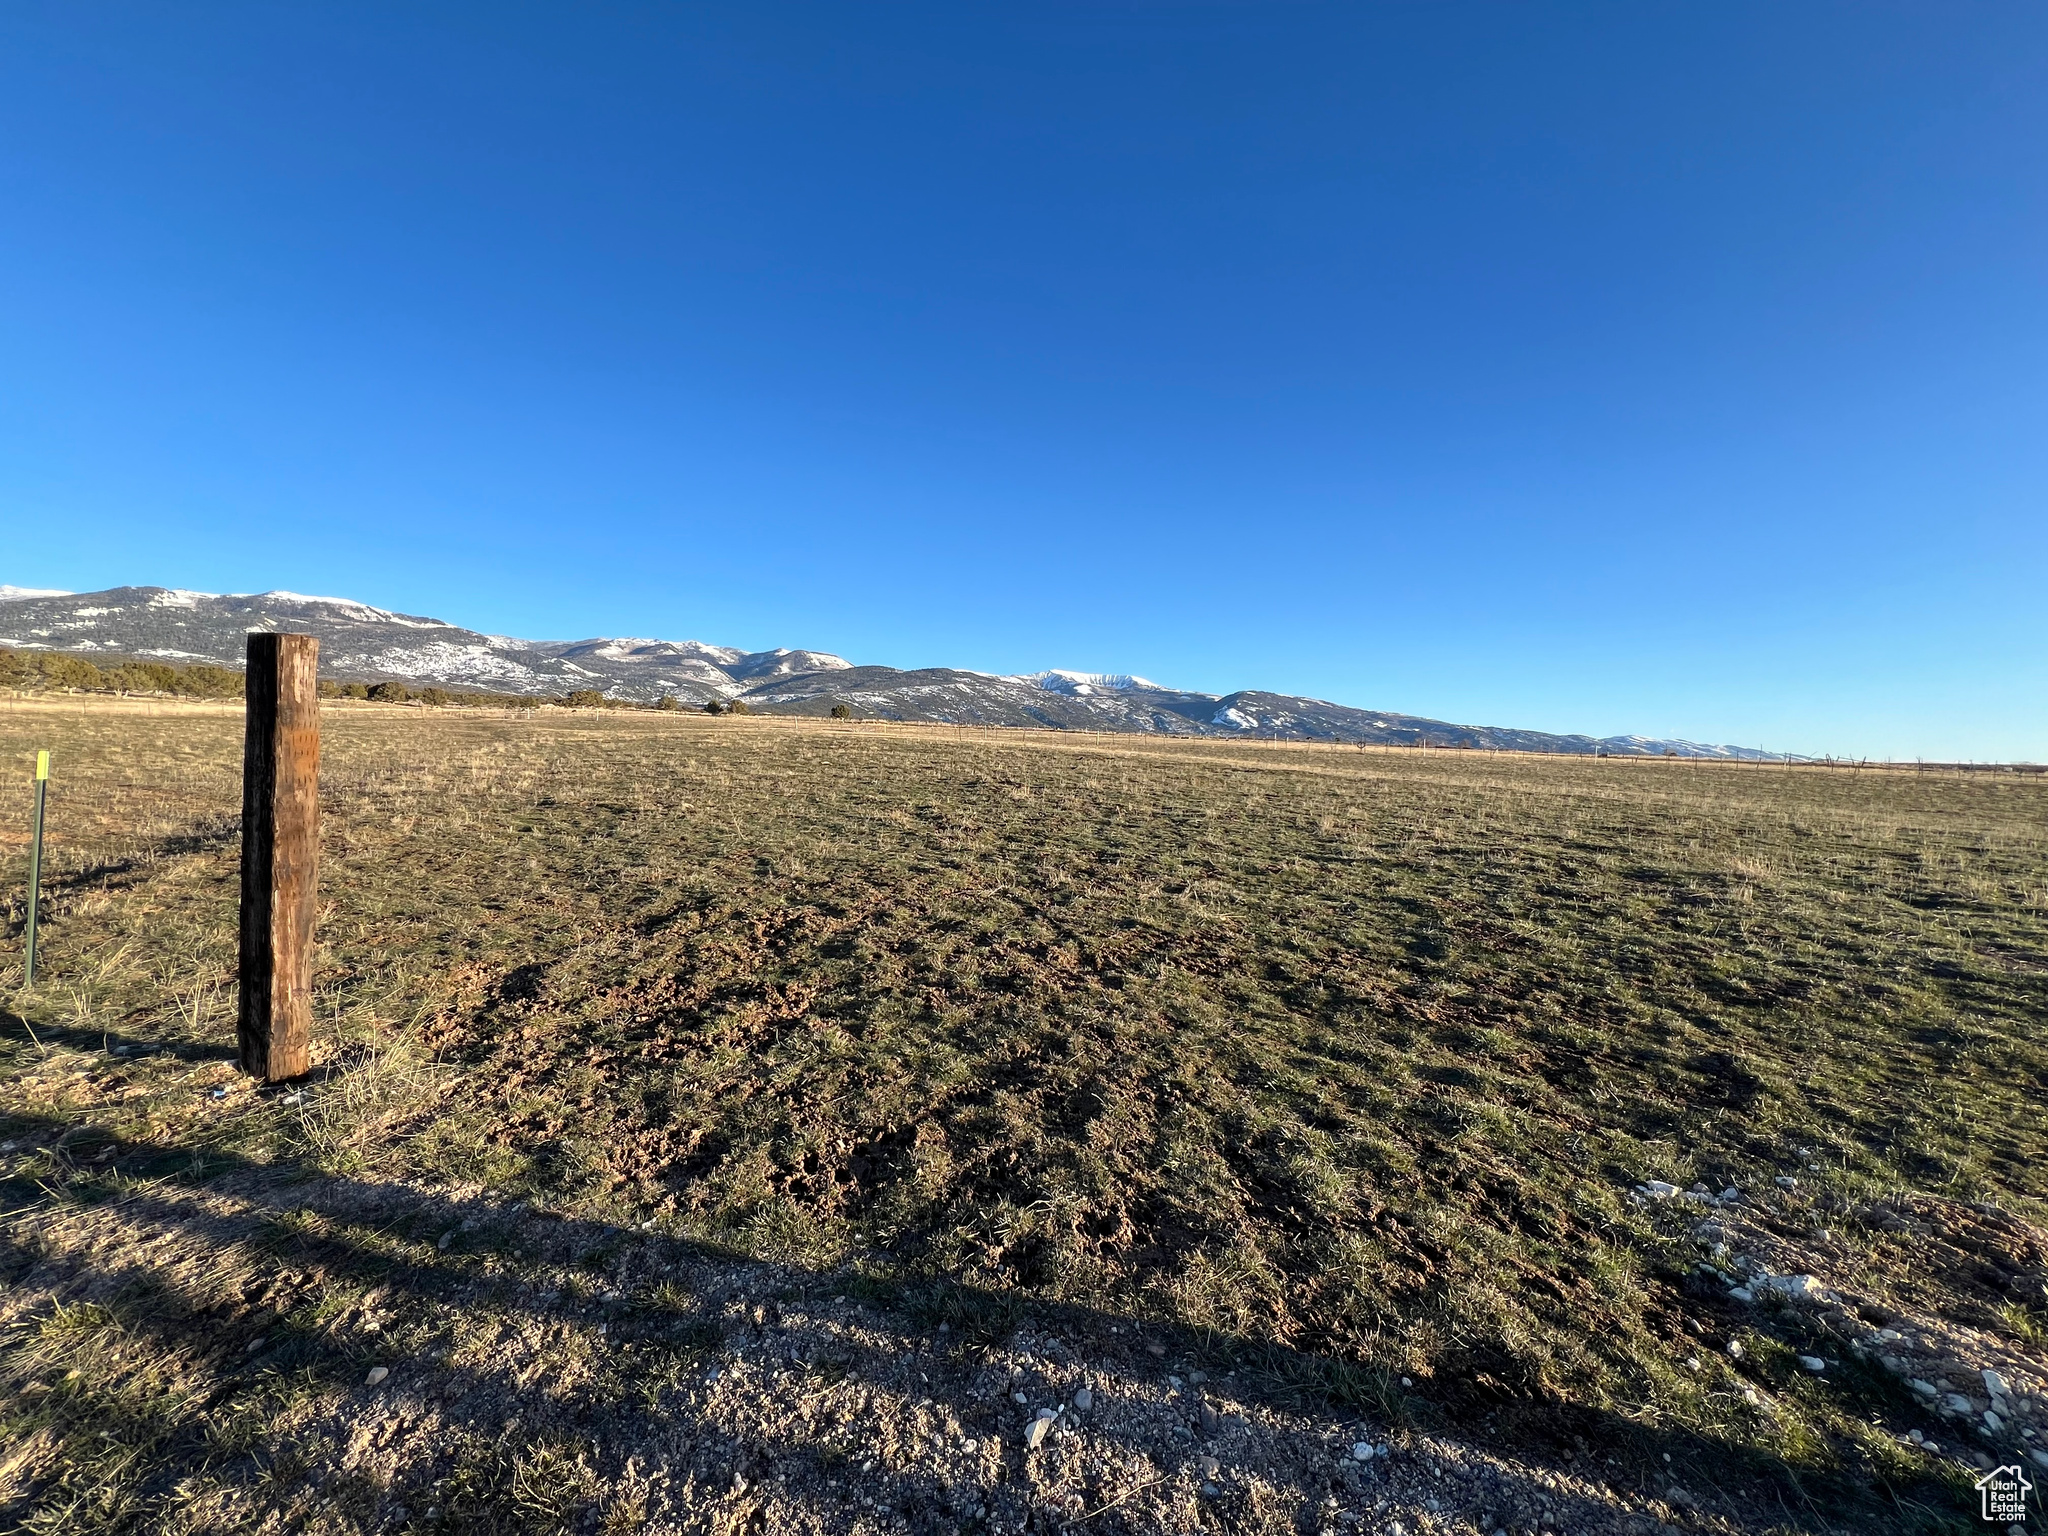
248,592,451,628
255,591,381,608
1594,735,1791,761
359,642,547,687
742,648,851,674
0,586,72,600
542,637,750,667
1020,670,1166,694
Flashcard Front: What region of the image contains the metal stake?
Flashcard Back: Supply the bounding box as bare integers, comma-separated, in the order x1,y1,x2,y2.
25,750,48,986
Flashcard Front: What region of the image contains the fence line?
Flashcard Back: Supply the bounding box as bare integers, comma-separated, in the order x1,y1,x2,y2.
3,689,2039,775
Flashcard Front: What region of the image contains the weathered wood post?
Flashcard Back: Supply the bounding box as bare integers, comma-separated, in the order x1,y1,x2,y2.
239,633,320,1081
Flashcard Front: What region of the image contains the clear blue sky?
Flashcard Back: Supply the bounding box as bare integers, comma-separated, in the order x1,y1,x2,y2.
2,4,2042,759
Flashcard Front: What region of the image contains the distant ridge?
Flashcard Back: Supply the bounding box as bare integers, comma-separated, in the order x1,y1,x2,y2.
0,587,852,703
0,584,1798,758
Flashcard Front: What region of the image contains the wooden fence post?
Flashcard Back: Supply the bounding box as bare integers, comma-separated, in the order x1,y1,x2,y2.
239,633,320,1081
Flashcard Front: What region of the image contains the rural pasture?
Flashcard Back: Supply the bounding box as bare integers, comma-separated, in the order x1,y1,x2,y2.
2,698,2044,1535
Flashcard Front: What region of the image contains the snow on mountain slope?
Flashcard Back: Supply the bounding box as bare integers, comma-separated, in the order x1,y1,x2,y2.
743,666,1223,733
543,637,744,666
726,648,854,683
1594,735,1767,759
1020,670,1166,695
0,584,1796,756
0,586,842,704
256,593,455,628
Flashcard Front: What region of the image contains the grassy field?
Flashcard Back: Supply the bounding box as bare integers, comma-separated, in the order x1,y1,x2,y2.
2,699,2045,1534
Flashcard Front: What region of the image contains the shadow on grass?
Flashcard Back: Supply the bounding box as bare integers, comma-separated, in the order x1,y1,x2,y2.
3,1006,241,1065
5,815,242,929
0,1116,1977,1536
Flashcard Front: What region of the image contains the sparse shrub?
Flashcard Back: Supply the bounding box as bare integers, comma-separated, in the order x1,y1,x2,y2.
105,662,180,693
830,703,851,719
369,681,412,704
171,663,243,698
565,689,608,709
656,694,679,712
340,682,371,700
728,699,751,716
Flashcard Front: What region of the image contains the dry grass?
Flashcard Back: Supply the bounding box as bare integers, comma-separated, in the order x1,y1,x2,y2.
2,698,2045,1533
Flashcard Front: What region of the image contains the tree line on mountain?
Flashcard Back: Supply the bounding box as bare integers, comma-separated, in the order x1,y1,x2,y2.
0,646,860,718
0,647,247,698
0,647,530,708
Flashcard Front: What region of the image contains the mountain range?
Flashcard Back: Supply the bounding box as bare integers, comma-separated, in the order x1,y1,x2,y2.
0,585,1794,758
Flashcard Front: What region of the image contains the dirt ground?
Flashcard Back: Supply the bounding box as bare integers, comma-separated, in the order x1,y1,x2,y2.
7,1156,1820,1536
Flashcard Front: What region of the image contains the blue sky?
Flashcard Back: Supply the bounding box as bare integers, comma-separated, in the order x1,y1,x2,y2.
1,3,2042,759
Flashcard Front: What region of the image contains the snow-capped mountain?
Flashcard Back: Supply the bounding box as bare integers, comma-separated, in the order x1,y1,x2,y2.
0,584,1796,757
0,587,849,703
